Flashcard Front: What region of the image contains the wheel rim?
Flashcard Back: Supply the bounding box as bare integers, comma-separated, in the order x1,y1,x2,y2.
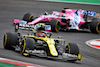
55,21,61,32
96,22,100,33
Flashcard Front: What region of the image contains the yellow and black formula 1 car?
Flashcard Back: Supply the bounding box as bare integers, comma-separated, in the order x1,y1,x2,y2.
3,29,81,61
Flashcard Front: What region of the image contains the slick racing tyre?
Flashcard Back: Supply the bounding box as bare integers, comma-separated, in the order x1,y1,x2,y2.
23,13,34,22
21,38,35,57
65,43,79,55
50,19,61,32
3,32,18,50
65,43,80,61
90,18,100,34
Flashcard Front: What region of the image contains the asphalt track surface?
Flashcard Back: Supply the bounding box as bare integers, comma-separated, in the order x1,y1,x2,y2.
0,0,100,67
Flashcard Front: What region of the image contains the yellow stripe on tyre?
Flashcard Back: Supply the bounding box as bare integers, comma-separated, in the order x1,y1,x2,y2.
4,33,7,48
96,22,100,33
55,21,60,32
29,15,33,21
21,38,26,54
67,44,70,54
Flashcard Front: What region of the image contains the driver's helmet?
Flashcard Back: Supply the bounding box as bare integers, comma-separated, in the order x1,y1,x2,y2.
33,24,45,33
37,26,45,31
37,32,46,37
33,24,46,37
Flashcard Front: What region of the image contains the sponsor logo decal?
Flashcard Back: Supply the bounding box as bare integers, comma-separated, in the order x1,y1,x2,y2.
45,25,51,31
71,10,80,29
82,10,96,16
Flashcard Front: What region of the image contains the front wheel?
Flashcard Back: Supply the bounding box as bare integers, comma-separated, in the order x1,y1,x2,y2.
65,43,81,61
21,38,35,57
50,19,61,32
65,43,79,55
90,18,100,34
23,13,34,22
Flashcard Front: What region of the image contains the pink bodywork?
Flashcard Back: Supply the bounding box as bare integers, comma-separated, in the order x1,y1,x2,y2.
28,15,56,25
14,9,85,30
13,19,20,24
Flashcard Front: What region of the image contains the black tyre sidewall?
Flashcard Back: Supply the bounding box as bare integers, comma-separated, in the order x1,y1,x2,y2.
50,19,61,32
90,18,100,33
21,38,35,55
23,13,33,22
66,43,79,55
25,38,35,50
3,32,18,50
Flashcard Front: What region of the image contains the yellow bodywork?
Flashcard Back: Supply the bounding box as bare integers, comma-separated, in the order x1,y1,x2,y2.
78,54,82,61
23,35,60,56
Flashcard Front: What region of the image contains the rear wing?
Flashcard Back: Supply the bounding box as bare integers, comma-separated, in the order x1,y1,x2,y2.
82,10,100,22
15,22,35,32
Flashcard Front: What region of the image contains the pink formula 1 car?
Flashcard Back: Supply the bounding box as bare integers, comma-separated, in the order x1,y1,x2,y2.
14,8,100,33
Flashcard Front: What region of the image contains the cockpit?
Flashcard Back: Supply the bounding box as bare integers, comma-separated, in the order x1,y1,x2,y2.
52,12,66,18
33,31,52,38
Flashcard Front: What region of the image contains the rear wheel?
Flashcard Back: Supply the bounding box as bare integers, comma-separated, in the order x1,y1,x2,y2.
23,13,34,22
21,38,35,57
90,18,100,33
3,32,18,50
50,19,61,32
